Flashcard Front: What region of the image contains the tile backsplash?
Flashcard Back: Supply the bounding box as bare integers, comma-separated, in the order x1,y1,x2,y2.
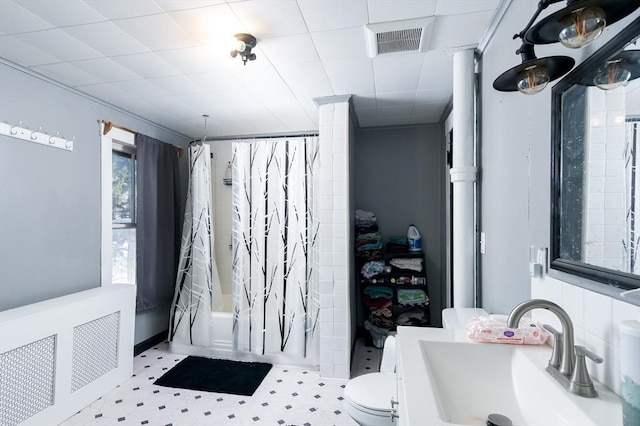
530,276,640,396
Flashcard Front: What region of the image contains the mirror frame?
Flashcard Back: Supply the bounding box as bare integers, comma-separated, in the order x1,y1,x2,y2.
550,16,640,291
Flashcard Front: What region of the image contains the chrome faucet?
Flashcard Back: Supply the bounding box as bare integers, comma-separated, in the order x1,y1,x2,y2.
507,299,602,398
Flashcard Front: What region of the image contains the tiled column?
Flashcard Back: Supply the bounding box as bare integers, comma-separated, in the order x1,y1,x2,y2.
315,95,352,379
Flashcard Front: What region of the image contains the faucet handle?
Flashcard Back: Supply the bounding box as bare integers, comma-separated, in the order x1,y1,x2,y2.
574,345,603,364
569,345,602,398
543,324,563,369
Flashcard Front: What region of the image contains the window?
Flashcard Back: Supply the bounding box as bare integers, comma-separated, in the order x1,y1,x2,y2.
111,143,136,285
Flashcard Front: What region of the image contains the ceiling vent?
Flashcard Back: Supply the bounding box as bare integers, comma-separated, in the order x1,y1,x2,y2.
365,17,435,58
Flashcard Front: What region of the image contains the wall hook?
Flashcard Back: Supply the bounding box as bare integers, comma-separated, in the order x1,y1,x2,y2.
10,121,21,135
30,126,42,140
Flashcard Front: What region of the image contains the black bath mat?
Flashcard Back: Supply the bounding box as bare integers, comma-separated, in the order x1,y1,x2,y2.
154,356,272,396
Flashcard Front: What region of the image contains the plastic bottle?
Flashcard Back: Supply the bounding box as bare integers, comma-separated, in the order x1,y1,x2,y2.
407,224,422,251
620,319,640,426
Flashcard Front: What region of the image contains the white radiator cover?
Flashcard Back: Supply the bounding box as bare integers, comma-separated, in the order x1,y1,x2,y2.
0,284,135,426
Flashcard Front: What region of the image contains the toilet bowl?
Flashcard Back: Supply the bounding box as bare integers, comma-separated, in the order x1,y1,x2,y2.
344,335,397,426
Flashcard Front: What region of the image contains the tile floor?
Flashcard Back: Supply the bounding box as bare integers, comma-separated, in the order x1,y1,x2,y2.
61,337,382,426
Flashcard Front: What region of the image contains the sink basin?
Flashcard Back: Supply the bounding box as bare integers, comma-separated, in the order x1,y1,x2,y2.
396,327,623,426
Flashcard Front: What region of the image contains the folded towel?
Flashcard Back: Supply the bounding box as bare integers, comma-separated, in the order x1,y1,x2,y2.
363,294,392,309
397,289,427,305
396,310,427,326
364,286,393,299
390,258,423,272
466,315,549,345
355,209,377,223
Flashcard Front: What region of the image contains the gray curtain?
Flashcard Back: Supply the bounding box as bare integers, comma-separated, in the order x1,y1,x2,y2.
135,134,181,312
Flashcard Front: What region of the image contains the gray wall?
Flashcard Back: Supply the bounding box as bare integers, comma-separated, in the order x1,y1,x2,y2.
478,1,640,314
354,124,445,326
0,62,189,344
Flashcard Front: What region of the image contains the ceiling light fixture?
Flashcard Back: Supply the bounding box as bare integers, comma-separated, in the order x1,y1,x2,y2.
493,43,575,94
524,0,639,49
230,33,257,65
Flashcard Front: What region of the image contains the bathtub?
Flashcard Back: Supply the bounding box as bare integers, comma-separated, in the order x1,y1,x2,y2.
169,292,317,367
210,293,234,352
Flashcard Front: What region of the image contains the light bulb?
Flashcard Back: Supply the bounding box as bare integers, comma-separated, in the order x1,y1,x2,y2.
516,65,550,95
558,6,606,49
593,58,631,90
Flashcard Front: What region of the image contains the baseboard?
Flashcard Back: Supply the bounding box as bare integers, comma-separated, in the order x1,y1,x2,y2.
134,329,168,356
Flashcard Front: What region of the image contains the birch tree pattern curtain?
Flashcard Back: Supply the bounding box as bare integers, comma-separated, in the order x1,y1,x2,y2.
232,136,320,360
169,143,223,346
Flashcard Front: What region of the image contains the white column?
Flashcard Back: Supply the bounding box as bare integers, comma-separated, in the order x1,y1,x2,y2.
451,49,477,308
314,95,352,379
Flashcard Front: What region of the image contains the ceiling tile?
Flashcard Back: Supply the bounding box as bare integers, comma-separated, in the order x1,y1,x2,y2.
414,88,451,105
17,0,105,27
352,94,377,109
70,57,141,82
417,50,453,90
429,11,495,50
435,0,501,16
375,91,416,107
62,21,150,57
373,53,425,93
169,4,244,47
277,60,334,101
84,0,165,20
310,27,367,61
155,1,227,12
356,107,378,120
297,0,368,32
378,115,411,126
0,1,54,34
0,35,60,67
148,74,205,95
412,103,443,117
322,56,374,94
367,1,438,24
229,1,308,39
259,34,319,65
187,70,245,93
76,82,134,103
377,104,414,119
185,93,245,121
14,29,102,62
113,14,199,51
155,46,223,74
108,79,173,99
111,52,183,78
31,62,103,87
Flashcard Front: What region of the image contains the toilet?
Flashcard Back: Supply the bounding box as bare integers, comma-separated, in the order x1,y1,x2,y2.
344,308,488,426
344,335,397,426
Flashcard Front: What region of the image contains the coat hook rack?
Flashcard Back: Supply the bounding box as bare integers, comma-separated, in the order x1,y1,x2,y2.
0,122,74,152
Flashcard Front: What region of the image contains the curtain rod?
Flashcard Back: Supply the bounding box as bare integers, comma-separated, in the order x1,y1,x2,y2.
191,132,319,144
102,120,185,158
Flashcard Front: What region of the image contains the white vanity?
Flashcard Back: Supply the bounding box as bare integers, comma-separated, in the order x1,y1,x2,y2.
395,326,624,425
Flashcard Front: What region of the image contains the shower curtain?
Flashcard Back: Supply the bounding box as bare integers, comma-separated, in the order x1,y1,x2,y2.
232,136,320,360
169,143,223,346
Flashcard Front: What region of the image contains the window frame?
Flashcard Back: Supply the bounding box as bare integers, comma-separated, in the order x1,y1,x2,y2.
101,124,136,286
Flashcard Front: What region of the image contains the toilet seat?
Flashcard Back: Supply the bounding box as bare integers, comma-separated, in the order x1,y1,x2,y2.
344,372,396,414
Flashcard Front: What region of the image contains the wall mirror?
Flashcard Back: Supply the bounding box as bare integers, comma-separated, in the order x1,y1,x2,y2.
551,17,640,291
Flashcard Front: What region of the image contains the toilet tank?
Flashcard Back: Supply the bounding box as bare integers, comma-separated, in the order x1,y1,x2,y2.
442,308,488,329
